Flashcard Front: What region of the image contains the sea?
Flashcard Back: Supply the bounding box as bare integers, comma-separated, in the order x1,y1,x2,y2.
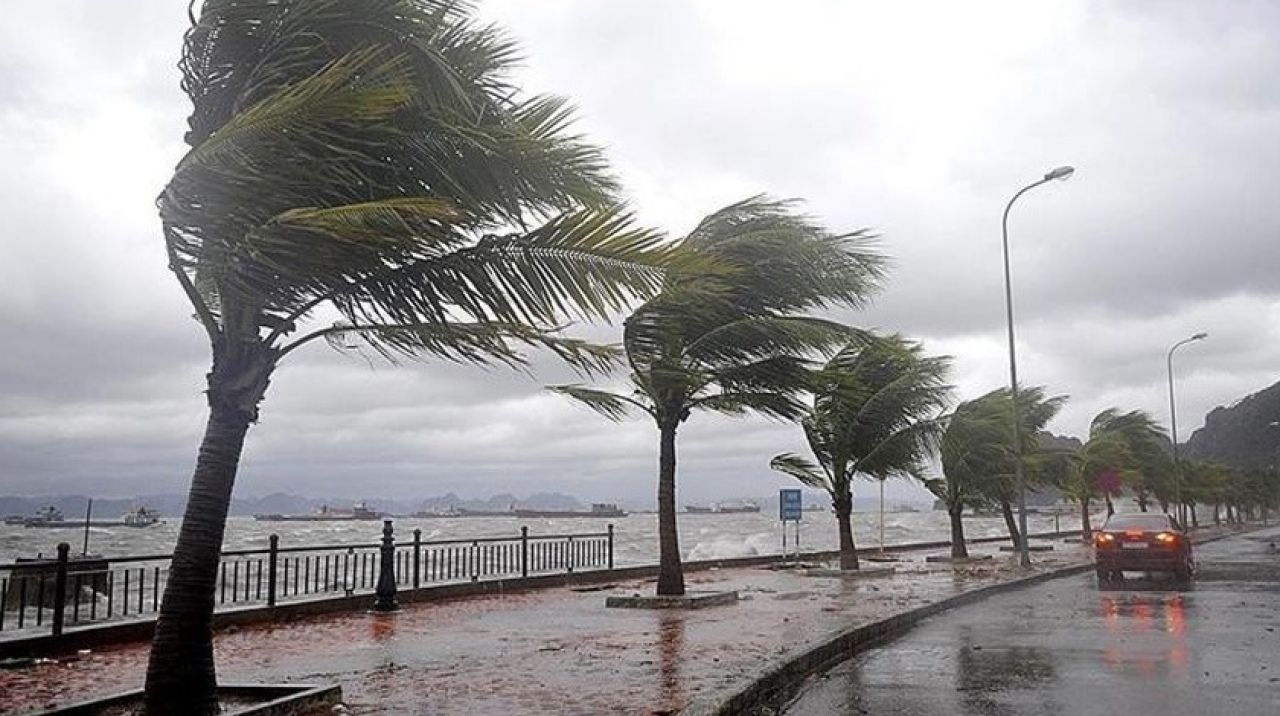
0,509,1087,566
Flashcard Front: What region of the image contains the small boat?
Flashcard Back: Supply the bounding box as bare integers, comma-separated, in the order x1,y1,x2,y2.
684,505,713,514
122,506,161,527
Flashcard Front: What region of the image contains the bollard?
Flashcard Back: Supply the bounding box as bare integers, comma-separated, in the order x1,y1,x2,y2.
52,543,69,636
520,526,529,579
267,534,279,607
412,528,422,589
372,519,399,612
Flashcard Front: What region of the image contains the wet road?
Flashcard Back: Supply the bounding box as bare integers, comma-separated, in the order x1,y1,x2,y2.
782,527,1280,716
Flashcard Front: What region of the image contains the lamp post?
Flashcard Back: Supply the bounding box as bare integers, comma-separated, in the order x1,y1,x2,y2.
1002,165,1075,568
1167,332,1207,527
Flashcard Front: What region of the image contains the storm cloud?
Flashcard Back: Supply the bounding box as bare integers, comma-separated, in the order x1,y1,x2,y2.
2,1,1278,506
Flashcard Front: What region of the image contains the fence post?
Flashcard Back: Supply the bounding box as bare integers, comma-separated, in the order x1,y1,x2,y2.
372,519,399,612
520,526,529,579
607,524,614,571
412,528,421,590
51,543,69,637
267,534,279,607
566,536,574,575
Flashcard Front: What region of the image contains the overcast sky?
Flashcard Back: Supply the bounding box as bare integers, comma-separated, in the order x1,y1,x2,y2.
2,1,1278,506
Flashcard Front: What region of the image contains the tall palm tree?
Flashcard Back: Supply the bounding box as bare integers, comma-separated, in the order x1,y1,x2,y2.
551,197,885,595
927,392,1010,559
151,2,675,712
770,335,951,570
962,387,1067,548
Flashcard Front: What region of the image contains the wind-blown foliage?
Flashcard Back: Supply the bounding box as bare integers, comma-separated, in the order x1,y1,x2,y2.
952,387,1067,547
553,197,886,594
1053,409,1170,538
151,2,676,712
927,392,1011,559
770,335,952,569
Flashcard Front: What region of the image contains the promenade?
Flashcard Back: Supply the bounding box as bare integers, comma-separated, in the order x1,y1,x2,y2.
1,533,1102,715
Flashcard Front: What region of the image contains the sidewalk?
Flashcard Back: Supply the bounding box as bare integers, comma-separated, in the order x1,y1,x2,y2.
0,527,1247,715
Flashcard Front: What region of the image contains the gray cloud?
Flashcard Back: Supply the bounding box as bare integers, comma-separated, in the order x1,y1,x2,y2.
2,1,1278,507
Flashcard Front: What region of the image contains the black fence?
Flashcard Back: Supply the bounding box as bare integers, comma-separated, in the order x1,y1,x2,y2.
0,521,614,639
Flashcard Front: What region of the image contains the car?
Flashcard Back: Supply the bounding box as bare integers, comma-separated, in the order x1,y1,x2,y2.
1093,512,1194,583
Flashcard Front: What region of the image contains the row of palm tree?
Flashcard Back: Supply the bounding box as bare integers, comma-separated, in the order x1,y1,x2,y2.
145,2,1273,712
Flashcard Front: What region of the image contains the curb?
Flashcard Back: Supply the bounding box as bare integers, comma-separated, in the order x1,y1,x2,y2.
684,524,1266,716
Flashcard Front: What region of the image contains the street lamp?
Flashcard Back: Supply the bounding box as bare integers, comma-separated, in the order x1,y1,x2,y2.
1002,165,1075,568
1167,332,1207,527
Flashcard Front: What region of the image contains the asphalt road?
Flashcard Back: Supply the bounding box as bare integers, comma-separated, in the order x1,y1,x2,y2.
781,526,1280,716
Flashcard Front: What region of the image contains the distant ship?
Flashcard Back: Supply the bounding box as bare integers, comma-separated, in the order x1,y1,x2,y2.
683,502,760,514
513,503,627,519
254,501,382,522
715,501,761,514
122,506,162,527
18,506,65,527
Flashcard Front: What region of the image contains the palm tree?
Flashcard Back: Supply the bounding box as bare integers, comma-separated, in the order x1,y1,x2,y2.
1056,409,1169,539
150,3,675,712
963,387,1067,548
927,392,1011,559
552,198,885,595
770,335,951,570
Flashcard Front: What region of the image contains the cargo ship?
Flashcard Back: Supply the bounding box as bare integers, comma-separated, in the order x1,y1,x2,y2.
714,501,761,514
513,503,627,519
254,501,383,522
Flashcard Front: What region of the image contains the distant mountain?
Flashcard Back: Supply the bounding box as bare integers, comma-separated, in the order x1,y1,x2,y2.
1185,379,1280,468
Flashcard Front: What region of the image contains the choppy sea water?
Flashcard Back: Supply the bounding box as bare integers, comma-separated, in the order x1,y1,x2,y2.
0,509,1088,566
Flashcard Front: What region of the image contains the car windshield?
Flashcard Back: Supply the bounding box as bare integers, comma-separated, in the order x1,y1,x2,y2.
1104,514,1172,531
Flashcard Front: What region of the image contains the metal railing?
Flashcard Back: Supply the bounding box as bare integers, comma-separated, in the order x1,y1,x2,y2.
0,521,614,639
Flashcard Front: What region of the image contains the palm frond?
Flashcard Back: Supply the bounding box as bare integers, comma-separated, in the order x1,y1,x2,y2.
284,320,619,376
770,453,831,490
546,385,649,421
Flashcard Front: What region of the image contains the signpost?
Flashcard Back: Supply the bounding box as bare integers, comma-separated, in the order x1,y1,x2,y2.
779,489,803,560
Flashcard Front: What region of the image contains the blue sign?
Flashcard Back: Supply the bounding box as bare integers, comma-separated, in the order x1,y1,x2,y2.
779,489,803,522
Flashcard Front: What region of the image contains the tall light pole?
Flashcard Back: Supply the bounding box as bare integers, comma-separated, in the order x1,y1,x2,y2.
1002,165,1074,568
1167,332,1207,527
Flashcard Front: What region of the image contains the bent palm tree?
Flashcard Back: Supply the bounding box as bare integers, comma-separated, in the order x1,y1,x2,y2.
152,3,673,712
552,197,885,595
770,335,951,569
962,387,1067,547
928,393,1011,559
1056,409,1169,538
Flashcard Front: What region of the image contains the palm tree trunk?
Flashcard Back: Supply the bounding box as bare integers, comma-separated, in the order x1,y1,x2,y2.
1000,500,1020,548
834,493,858,570
144,404,251,714
1213,503,1220,525
1104,493,1115,517
949,503,968,559
1136,489,1149,512
1080,497,1092,540
656,421,684,596
1190,503,1199,528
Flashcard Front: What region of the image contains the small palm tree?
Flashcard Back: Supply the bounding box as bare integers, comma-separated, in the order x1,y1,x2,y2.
1056,409,1169,538
927,392,1011,559
552,197,885,595
770,335,951,570
150,3,674,712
